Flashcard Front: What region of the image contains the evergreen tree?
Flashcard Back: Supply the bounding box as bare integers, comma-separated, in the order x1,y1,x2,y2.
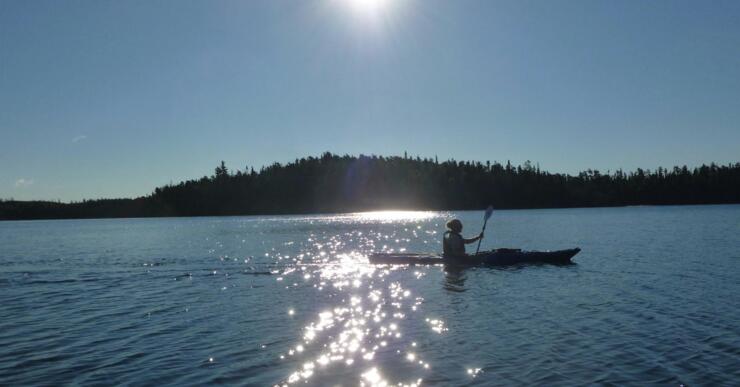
1,153,739,220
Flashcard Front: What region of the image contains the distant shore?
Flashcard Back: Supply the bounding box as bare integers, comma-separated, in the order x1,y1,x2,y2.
3,202,740,222
2,153,739,221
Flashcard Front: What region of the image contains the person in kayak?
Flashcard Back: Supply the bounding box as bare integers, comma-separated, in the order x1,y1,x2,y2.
443,219,483,257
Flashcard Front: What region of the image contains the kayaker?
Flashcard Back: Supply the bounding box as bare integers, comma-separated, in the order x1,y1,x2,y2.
443,219,483,257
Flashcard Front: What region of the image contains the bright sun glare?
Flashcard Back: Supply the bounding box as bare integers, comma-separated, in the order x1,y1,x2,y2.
347,0,390,13
356,210,435,222
342,0,394,21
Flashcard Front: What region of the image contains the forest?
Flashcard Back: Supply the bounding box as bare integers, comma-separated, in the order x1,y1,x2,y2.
2,152,740,220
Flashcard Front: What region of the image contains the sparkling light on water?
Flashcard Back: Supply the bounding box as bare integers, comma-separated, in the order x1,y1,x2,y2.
273,212,447,385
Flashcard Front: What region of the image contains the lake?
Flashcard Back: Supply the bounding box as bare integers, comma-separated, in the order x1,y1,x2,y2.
1,205,739,386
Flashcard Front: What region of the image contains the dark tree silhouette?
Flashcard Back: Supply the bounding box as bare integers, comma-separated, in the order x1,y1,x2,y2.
215,161,228,179
2,153,739,220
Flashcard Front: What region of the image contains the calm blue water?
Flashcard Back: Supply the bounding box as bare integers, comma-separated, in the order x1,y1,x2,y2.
1,205,739,386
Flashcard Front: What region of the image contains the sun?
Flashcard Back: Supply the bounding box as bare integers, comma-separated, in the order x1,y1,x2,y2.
331,0,402,37
342,0,394,20
347,0,390,14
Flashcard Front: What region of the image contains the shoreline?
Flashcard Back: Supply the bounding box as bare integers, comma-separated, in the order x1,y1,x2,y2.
2,202,738,222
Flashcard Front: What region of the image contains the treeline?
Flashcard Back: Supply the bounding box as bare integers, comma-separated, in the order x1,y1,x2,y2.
2,152,740,220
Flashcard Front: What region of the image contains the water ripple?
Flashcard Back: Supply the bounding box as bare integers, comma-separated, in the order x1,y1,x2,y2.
0,206,739,385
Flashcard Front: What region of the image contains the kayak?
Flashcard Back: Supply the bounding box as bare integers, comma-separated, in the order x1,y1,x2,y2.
368,248,581,266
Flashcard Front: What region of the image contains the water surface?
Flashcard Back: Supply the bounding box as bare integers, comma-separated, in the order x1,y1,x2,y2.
1,205,739,385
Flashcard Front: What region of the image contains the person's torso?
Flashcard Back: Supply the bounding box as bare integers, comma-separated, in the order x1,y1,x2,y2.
443,231,465,255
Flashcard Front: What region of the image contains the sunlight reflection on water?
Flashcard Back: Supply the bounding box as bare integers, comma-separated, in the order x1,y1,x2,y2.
353,211,437,222
266,210,439,224
277,250,435,386
274,210,446,386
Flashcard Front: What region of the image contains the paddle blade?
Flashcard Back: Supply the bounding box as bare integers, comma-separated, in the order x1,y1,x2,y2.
484,205,494,221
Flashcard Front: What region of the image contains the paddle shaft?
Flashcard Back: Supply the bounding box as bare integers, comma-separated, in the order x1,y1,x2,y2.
475,218,489,255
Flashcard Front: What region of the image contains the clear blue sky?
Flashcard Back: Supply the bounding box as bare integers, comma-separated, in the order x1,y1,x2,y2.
2,0,739,201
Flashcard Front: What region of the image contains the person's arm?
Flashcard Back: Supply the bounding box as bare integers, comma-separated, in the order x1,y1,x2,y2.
463,233,484,244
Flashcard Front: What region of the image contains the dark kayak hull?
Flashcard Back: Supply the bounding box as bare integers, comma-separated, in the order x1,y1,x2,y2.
368,248,581,266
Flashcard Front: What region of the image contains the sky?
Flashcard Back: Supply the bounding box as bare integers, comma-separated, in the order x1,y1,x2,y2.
1,0,739,201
